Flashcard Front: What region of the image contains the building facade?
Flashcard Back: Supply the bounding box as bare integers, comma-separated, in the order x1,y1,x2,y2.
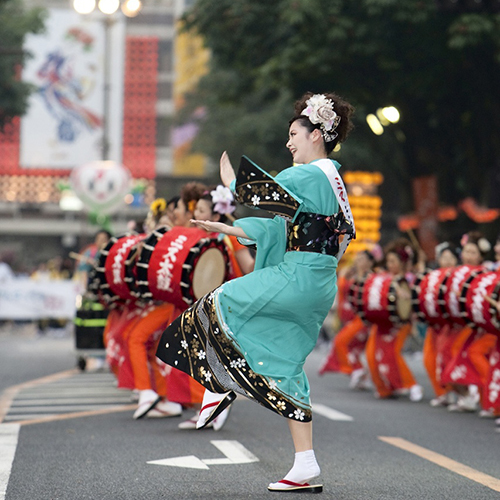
0,0,206,271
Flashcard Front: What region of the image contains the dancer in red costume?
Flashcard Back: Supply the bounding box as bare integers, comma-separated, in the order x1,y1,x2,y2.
365,238,423,401
443,231,493,413
319,250,375,390
128,185,209,419
420,242,459,407
176,185,256,431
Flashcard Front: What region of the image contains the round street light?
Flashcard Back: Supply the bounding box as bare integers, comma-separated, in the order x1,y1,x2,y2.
98,0,120,15
73,0,96,14
366,114,384,135
121,0,142,17
381,106,400,124
73,0,141,17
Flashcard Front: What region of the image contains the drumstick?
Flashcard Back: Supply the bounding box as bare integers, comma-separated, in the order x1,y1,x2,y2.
406,229,421,251
69,251,94,265
482,293,500,312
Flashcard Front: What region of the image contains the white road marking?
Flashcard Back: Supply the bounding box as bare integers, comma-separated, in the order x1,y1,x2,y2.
204,440,259,465
11,397,132,405
148,456,210,470
0,424,20,500
3,372,133,423
312,403,354,421
148,440,259,469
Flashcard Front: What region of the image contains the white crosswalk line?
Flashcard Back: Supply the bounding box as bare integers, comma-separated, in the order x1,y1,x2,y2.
0,424,20,500
312,403,354,421
11,397,131,405
3,372,132,423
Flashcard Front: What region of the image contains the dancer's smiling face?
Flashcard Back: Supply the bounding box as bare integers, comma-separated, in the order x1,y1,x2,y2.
461,243,482,266
194,199,220,223
286,120,322,164
386,252,404,276
174,198,192,227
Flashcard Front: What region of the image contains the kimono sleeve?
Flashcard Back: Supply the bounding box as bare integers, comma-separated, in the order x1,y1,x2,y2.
233,216,286,270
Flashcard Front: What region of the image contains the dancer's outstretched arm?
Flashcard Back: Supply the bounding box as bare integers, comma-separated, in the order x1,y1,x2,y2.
190,219,248,239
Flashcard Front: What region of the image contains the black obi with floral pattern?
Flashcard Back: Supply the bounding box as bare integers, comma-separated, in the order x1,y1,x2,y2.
286,211,354,256
235,155,354,259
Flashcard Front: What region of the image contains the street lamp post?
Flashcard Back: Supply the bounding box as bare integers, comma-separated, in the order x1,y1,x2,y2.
102,15,112,160
72,0,142,161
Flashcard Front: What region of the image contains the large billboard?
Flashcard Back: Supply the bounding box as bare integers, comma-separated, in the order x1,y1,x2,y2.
20,8,125,169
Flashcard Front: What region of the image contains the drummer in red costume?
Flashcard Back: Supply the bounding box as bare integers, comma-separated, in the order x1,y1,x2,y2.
194,186,255,277
443,231,496,417
444,231,495,413
127,183,211,419
123,200,184,419
364,238,424,401
319,249,375,389
420,242,459,407
175,185,256,430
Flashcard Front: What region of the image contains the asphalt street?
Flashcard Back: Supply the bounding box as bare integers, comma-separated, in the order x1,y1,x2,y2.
0,324,499,500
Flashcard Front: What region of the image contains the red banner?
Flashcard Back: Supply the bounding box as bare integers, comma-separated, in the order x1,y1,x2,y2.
412,176,439,259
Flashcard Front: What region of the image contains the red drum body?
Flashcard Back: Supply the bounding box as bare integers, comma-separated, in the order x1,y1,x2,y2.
412,268,452,327
95,233,145,306
345,276,368,317
358,272,412,328
463,271,500,334
137,226,230,310
338,277,361,323
441,265,484,325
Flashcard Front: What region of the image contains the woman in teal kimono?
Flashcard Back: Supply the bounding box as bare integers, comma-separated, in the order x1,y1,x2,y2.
157,92,355,493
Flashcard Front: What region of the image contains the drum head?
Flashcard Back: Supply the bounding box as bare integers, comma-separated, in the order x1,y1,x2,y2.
192,248,226,299
396,281,412,321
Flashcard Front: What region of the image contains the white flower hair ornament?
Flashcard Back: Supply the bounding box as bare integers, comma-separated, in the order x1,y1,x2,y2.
210,185,236,215
477,238,491,254
301,94,341,142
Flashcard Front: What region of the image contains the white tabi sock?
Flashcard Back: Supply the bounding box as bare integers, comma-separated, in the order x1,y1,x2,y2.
282,450,321,484
196,389,230,429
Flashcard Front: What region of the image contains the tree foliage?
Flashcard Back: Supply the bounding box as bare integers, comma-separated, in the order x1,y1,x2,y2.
182,0,500,221
0,0,46,130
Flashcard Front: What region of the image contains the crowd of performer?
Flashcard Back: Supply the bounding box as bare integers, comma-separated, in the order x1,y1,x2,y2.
69,156,500,436
70,90,500,495
320,231,500,432
80,180,255,430
81,175,500,437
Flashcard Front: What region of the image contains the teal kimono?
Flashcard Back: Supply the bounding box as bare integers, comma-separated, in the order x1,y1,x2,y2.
157,157,346,421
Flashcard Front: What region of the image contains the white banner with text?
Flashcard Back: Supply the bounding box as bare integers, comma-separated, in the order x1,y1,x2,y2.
0,279,79,320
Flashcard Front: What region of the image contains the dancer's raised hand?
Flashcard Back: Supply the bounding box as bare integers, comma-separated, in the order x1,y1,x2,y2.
220,151,236,188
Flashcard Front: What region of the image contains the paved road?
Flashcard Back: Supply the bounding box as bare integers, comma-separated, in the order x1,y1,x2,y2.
1,325,499,500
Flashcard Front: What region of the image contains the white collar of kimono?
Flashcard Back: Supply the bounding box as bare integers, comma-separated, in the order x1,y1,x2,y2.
311,159,355,260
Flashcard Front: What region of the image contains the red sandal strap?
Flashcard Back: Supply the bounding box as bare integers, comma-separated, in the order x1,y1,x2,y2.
278,479,310,487
200,400,222,414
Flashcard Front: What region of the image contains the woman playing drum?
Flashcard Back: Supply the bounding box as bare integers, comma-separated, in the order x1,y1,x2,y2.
418,242,459,407
442,231,495,413
125,183,211,419
364,238,424,401
319,249,375,390
174,186,256,431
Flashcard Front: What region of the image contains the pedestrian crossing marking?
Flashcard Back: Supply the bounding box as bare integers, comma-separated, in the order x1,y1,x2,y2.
13,405,137,427
379,436,500,493
1,370,135,426
0,369,78,422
